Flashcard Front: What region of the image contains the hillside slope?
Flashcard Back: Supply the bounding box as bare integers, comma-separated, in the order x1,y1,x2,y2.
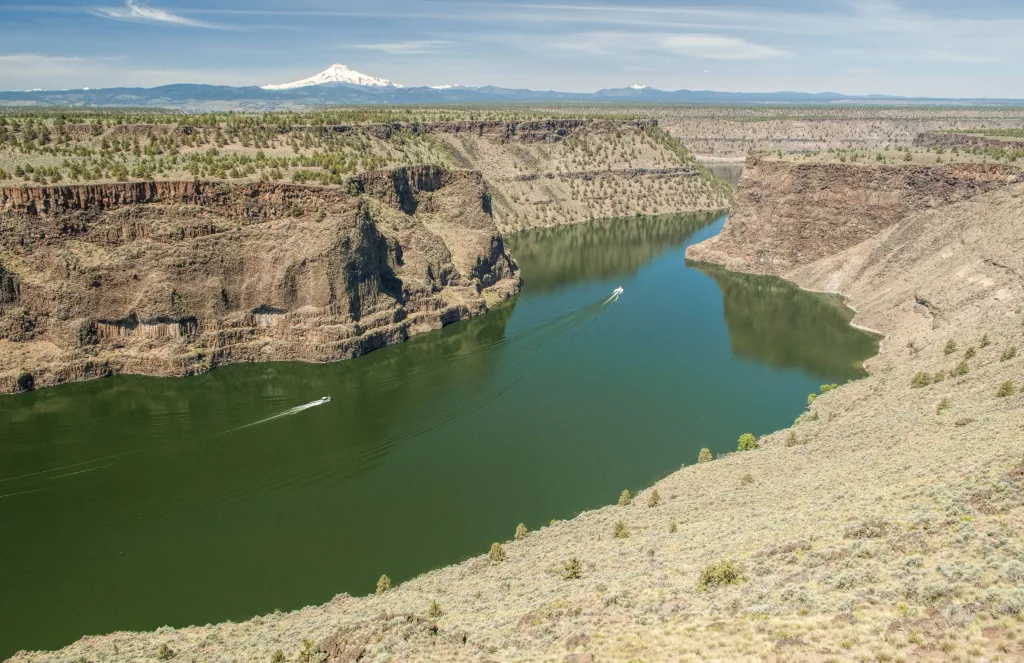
11,168,1024,663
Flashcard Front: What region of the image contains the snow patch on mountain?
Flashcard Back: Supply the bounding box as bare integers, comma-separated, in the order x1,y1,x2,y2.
262,64,401,90
630,84,648,90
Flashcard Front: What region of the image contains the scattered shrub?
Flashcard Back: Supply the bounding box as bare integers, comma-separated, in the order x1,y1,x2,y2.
270,651,287,663
427,599,443,619
937,397,950,413
845,518,889,539
157,644,175,661
613,520,629,538
740,473,755,485
514,523,528,540
964,346,976,359
669,520,678,533
997,381,1015,397
617,489,632,506
562,557,582,580
952,360,970,376
297,639,316,663
785,430,798,447
911,372,932,388
944,340,958,355
737,433,757,451
807,393,817,405
980,333,991,348
698,560,744,590
488,542,506,562
1002,345,1017,361
698,448,713,463
932,370,946,383
376,574,391,594
820,383,838,393
647,488,661,507
982,588,1024,616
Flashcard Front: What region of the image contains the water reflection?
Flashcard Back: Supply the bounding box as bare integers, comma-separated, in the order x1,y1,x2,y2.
701,162,744,190
506,211,722,292
691,262,879,381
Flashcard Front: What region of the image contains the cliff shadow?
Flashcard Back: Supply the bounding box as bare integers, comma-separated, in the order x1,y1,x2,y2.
689,261,879,382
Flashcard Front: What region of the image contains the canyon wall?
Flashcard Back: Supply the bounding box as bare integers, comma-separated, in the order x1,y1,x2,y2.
915,131,1024,152
0,167,518,393
686,157,1020,274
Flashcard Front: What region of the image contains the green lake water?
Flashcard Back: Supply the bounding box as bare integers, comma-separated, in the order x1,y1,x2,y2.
0,212,877,657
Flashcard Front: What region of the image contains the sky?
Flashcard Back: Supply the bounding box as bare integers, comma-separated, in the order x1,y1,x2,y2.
1,0,1023,97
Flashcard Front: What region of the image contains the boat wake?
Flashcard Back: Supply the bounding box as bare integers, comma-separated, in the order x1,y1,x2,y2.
222,397,331,434
603,286,624,304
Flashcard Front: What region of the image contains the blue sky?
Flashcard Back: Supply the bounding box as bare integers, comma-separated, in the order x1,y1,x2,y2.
2,0,1022,97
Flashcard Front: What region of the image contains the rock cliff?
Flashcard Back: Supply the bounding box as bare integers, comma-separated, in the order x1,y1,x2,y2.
0,167,518,393
686,157,1019,274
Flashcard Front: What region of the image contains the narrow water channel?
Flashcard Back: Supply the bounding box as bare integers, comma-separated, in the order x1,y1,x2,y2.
0,212,877,656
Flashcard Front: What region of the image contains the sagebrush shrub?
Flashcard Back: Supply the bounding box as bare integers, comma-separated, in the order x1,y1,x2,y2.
952,361,970,376
698,448,713,463
698,560,744,590
613,520,629,538
944,340,957,355
488,542,506,562
1002,345,1018,361
647,488,661,507
911,372,931,388
669,520,678,533
964,346,976,359
980,333,991,348
428,599,443,619
617,489,631,506
562,557,582,580
786,430,798,447
997,381,1015,397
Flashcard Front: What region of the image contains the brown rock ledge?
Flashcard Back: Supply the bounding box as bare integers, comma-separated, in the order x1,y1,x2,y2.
0,167,519,393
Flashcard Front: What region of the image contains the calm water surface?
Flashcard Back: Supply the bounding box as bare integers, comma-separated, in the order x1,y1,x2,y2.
0,213,877,656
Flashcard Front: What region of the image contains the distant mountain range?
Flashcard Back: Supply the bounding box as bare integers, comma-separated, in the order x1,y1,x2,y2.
3,64,1022,110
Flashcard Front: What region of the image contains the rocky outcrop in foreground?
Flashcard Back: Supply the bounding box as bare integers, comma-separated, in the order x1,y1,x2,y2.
11,164,1024,663
0,168,518,393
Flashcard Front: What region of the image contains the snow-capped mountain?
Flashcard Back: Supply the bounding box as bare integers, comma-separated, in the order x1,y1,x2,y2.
262,64,401,90
630,84,648,90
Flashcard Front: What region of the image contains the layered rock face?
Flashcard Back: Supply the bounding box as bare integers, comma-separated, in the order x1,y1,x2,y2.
686,157,1019,274
0,167,518,393
915,131,1024,152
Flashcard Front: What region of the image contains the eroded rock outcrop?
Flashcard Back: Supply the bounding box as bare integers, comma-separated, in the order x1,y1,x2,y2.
686,157,1019,274
0,167,518,393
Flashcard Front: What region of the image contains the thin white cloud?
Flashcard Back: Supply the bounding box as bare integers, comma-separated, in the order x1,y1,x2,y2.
0,54,125,90
912,51,1000,64
661,34,792,60
93,0,225,29
512,31,791,61
350,40,454,55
